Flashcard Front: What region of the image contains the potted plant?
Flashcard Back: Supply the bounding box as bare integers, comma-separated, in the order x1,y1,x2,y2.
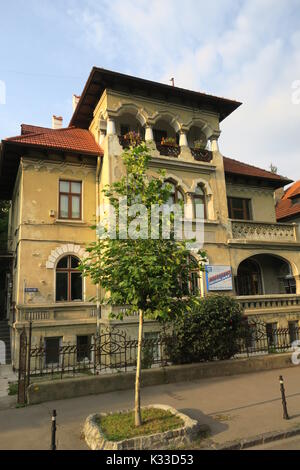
161,137,177,147
123,131,142,147
193,138,206,149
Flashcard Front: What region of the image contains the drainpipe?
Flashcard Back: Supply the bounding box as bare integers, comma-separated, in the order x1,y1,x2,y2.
96,155,103,332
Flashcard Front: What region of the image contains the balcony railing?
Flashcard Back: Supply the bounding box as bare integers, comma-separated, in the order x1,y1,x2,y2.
156,143,180,158
16,303,97,323
190,148,213,162
236,294,300,311
231,220,297,242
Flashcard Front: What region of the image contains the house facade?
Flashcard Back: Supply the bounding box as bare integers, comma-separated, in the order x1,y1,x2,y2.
0,68,300,368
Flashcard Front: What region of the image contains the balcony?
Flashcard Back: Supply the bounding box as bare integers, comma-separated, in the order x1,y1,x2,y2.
190,148,213,162
230,220,298,243
15,303,97,324
156,143,181,158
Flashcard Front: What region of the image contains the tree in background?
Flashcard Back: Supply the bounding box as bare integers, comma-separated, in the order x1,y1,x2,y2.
80,143,206,426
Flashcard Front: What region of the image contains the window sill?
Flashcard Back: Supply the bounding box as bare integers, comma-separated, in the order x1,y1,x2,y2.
55,219,87,225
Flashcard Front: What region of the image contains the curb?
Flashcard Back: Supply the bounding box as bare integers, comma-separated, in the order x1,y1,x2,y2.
202,424,300,450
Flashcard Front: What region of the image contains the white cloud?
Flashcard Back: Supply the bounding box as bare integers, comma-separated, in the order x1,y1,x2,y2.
66,0,300,178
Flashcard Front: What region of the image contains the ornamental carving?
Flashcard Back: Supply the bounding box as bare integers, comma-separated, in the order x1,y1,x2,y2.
231,221,296,242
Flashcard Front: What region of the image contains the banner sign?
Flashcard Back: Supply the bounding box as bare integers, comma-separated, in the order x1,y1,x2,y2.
205,265,233,291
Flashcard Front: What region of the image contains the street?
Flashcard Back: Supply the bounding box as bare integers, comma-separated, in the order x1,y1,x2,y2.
1,366,300,450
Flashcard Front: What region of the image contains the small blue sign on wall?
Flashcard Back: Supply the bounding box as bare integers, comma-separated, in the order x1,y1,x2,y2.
24,288,39,293
205,265,233,291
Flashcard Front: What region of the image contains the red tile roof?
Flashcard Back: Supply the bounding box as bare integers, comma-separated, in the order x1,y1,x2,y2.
276,181,300,221
223,156,291,184
21,124,53,135
5,126,103,156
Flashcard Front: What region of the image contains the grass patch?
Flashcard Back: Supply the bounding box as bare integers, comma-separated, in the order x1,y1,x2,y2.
97,408,184,442
8,382,18,396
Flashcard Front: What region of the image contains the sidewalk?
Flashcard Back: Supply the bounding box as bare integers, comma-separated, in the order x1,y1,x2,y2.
0,365,300,450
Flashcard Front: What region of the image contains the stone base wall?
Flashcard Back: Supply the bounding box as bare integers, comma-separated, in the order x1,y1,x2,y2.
27,352,296,405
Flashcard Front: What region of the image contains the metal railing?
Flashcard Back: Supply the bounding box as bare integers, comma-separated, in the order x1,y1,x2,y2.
21,322,300,380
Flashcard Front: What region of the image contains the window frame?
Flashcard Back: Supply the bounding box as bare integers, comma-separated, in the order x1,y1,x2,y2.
55,255,83,302
193,185,207,220
227,197,252,220
164,179,184,205
59,180,82,220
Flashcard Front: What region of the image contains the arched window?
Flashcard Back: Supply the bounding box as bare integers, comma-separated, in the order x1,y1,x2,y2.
56,255,83,302
193,184,206,219
164,179,184,206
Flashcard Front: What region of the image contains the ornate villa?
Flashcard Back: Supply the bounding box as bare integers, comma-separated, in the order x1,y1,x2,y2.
0,68,299,367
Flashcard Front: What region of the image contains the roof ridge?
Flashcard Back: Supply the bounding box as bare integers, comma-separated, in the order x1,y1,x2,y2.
6,126,80,142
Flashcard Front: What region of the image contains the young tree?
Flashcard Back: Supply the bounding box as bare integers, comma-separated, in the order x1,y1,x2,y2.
80,143,206,427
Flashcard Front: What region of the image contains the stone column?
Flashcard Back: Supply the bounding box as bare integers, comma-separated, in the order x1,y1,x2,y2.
179,131,188,147
209,134,220,152
184,193,194,220
107,118,116,136
99,130,106,145
145,125,154,142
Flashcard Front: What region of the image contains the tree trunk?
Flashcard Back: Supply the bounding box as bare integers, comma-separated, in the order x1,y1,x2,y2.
135,310,144,427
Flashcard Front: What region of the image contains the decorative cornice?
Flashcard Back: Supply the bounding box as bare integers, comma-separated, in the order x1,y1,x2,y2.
148,156,216,174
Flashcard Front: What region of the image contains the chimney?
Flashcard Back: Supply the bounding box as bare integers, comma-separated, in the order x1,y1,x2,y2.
52,115,63,130
72,94,81,112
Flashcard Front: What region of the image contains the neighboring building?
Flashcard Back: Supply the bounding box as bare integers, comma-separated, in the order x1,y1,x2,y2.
276,181,300,238
0,67,299,367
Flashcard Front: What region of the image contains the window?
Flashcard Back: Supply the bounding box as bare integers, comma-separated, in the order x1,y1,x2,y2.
193,185,206,219
77,335,91,362
120,124,130,135
236,259,263,296
144,332,161,362
266,323,278,347
45,337,61,365
288,321,299,344
56,255,83,302
59,180,82,220
283,277,296,294
164,180,184,206
153,129,167,143
227,197,251,220
182,255,200,296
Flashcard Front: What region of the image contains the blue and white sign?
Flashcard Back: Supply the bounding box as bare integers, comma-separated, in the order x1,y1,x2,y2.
206,265,233,291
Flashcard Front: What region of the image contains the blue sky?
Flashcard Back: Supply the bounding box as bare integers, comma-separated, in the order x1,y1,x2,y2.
0,0,300,178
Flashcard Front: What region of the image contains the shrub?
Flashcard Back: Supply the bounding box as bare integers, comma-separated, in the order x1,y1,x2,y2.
165,295,245,363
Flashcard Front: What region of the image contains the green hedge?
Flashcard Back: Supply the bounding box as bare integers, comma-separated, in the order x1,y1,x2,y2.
165,295,245,363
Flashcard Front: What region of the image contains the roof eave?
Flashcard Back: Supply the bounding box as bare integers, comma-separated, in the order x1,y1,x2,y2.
69,67,242,129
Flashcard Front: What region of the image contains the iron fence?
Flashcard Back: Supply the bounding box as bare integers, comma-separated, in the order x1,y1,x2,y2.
21,322,300,382
27,328,171,379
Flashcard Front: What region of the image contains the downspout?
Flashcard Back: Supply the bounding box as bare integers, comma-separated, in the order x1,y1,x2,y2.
96,154,103,332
